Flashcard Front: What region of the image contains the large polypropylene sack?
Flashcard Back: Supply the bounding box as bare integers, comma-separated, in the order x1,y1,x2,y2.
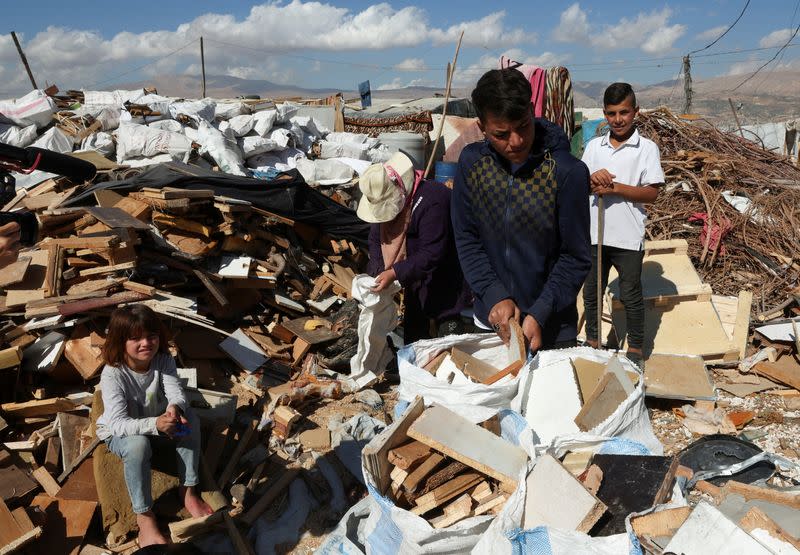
82,89,146,106
196,120,247,176
0,90,56,128
397,333,524,424
347,275,400,391
168,99,216,122
115,122,192,163
513,347,662,455
357,409,536,555
0,123,37,147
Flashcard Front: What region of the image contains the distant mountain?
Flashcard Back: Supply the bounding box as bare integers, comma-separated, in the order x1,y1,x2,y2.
111,70,800,124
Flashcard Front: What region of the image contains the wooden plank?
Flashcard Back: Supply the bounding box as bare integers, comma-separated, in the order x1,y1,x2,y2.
664,501,771,555
573,371,628,432
0,256,31,288
40,236,121,249
508,319,527,364
0,347,22,370
429,493,474,528
78,261,136,277
631,506,692,539
483,359,524,386
571,358,607,404
58,290,147,317
523,453,606,533
11,507,34,533
32,466,61,497
473,492,508,516
362,396,425,495
84,206,151,230
29,495,97,555
411,473,482,516
0,498,22,548
168,511,224,543
57,437,101,484
644,353,716,401
240,468,300,526
223,512,255,555
1,398,76,418
204,423,229,478
449,348,501,384
0,462,38,504
217,420,256,487
732,290,753,360
58,412,90,473
281,316,341,345
63,325,104,380
402,452,445,494
121,280,157,296
219,329,268,373
388,440,431,471
753,357,800,391
407,405,528,491
112,196,151,221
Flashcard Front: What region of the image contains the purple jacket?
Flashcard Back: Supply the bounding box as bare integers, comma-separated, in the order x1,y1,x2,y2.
368,179,471,322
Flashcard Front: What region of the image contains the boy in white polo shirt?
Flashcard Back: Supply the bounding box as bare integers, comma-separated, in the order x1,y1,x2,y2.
582,82,664,368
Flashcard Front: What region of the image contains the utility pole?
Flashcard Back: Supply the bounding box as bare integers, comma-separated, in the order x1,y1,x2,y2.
682,55,692,115
200,37,207,98
11,31,38,90
728,98,745,138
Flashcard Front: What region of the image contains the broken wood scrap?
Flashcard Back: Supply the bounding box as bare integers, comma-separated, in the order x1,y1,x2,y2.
0,499,42,555
411,472,482,516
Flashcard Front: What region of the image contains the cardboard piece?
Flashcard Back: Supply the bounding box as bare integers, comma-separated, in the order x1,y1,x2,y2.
523,454,606,532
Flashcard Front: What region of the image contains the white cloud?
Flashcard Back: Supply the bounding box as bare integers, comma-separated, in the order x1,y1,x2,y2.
696,25,727,42
0,1,528,96
759,28,794,48
376,76,431,90
726,57,798,76
394,58,427,71
553,3,685,54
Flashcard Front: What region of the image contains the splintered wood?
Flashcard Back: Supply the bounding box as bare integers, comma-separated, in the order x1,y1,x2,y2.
370,403,526,528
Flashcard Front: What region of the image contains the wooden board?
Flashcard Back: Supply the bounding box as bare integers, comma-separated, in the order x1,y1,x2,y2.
0,255,31,288
612,298,737,361
64,325,104,380
631,506,692,541
592,454,679,536
84,206,150,230
388,440,431,471
30,495,97,555
362,396,425,495
664,501,771,555
644,354,716,401
58,412,90,472
508,319,527,364
281,316,341,345
608,242,711,306
571,358,609,404
0,498,22,547
573,372,628,432
1,397,76,418
523,453,606,533
0,462,38,503
407,405,527,491
450,348,501,384
219,329,268,373
3,249,48,308
401,453,444,494
32,466,61,497
753,357,800,391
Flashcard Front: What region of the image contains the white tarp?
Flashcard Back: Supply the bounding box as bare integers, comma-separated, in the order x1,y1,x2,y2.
0,89,57,128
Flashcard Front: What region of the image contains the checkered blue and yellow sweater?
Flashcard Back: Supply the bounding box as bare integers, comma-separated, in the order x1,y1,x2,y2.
452,118,591,346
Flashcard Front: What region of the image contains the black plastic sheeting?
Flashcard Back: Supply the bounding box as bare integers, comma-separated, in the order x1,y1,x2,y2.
63,162,369,246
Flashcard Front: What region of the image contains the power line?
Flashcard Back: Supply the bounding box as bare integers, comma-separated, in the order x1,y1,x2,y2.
731,23,800,91
689,0,751,55
754,0,800,92
88,38,199,88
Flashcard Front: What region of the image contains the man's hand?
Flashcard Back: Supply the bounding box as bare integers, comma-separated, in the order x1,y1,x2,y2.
522,314,543,353
488,299,520,344
0,222,21,269
372,267,397,292
589,169,615,194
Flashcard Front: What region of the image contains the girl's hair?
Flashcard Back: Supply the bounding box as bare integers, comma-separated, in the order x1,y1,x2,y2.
103,304,169,366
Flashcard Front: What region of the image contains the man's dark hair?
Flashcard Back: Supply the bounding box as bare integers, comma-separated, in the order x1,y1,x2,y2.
603,82,636,108
471,69,532,122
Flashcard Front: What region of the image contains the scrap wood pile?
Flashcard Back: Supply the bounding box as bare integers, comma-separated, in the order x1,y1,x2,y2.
638,107,800,310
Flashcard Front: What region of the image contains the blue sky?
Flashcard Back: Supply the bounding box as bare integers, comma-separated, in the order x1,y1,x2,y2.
1,0,798,97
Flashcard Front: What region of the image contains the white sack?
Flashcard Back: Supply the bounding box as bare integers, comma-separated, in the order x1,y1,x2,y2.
32,127,74,152
0,123,37,147
168,99,216,122
239,136,282,157
214,101,248,120
80,131,115,156
147,119,184,134
115,122,192,163
0,90,56,128
317,140,370,160
196,120,247,176
82,89,145,106
220,114,255,137
295,158,354,185
397,333,524,423
276,102,298,123
246,148,303,172
253,109,277,137
348,275,400,389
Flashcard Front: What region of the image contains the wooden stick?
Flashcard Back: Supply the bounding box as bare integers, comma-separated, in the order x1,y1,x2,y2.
57,436,100,484
423,31,464,179
596,195,605,347
240,468,300,525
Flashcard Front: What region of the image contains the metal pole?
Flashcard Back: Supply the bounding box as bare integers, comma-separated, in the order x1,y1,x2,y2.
11,31,38,90
200,37,206,98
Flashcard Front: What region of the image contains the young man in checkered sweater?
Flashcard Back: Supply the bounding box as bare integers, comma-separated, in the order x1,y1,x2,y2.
452,68,591,352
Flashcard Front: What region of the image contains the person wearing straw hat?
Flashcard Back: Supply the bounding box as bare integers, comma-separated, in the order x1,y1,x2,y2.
358,151,471,343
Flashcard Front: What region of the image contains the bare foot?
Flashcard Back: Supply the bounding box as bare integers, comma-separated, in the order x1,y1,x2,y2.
137,511,169,547
180,485,214,518
585,339,599,349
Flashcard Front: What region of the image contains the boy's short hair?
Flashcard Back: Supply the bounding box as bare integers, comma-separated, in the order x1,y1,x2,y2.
472,69,532,122
603,82,637,108
103,304,170,366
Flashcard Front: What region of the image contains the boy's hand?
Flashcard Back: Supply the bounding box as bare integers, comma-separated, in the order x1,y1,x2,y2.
522,314,543,353
590,169,615,192
166,404,188,425
156,412,179,437
489,299,520,344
